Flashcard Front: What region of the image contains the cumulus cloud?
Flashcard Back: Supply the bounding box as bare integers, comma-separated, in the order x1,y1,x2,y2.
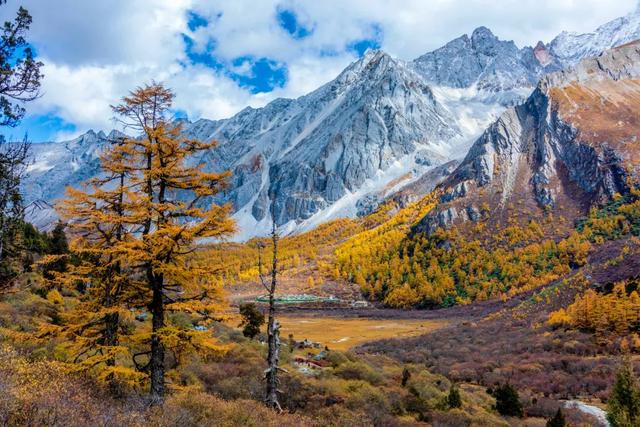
0,0,636,141
2,0,191,67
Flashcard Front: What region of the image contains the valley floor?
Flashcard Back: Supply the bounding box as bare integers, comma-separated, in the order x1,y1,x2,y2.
277,316,449,352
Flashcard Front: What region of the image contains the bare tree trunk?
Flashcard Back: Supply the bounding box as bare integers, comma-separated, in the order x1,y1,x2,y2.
102,279,119,391
103,276,118,366
260,222,285,411
102,162,126,365
149,274,165,403
0,222,5,262
265,317,281,410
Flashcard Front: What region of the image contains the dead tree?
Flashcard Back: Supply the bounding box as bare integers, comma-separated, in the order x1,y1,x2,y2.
258,221,287,411
0,138,29,290
0,138,28,259
0,3,44,290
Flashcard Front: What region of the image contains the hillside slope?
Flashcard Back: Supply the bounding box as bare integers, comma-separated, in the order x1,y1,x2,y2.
21,6,640,239
416,40,640,236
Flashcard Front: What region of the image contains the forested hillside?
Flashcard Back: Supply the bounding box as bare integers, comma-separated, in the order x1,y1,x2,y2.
4,2,640,426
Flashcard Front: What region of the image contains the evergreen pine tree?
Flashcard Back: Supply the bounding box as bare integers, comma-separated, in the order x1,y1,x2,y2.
608,358,640,426
447,384,462,409
401,367,411,387
40,222,70,280
0,2,44,290
239,303,265,339
493,383,523,417
49,222,69,254
546,408,566,427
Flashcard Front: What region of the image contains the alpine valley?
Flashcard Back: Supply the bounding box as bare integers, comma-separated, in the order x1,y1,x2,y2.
23,5,640,240
6,2,640,426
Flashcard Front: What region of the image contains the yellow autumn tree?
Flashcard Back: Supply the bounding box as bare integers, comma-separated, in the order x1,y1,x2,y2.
37,134,143,386
549,282,640,335
108,82,235,402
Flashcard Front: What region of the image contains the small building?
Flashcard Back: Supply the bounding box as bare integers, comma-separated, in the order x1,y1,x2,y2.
351,300,369,308
296,338,322,349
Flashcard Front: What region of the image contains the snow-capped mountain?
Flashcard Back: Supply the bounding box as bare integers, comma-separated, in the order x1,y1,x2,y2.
549,3,640,65
24,130,125,201
24,51,487,238
413,5,640,101
415,40,640,237
192,51,464,238
413,26,561,96
21,5,640,239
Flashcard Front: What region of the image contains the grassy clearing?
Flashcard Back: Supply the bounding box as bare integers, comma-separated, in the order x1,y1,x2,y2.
277,316,449,351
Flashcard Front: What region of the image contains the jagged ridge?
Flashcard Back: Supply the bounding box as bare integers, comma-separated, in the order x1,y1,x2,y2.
21,5,640,239
416,40,640,235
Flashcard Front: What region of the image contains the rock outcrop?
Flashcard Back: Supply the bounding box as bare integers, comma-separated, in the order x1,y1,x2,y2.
415,41,640,235
20,6,640,239
413,27,560,95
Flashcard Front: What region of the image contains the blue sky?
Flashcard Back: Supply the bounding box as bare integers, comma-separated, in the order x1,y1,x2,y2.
1,0,636,142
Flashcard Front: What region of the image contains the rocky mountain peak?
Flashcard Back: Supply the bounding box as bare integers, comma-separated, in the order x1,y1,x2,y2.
334,49,396,85
415,41,640,236
70,130,108,148
413,26,536,94
106,129,127,141
470,26,503,52
471,26,495,39
533,41,553,66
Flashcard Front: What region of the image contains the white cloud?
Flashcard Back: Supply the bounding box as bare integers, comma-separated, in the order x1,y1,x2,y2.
31,60,261,139
169,65,258,120
3,0,193,67
194,0,635,59
1,0,636,141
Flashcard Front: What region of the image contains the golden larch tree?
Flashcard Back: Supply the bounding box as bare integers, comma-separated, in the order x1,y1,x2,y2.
40,134,143,386
111,82,234,402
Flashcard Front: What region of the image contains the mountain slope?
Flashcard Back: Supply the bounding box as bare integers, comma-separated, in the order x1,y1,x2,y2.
331,41,640,312
21,6,640,239
416,40,640,236
413,6,640,101
22,52,475,237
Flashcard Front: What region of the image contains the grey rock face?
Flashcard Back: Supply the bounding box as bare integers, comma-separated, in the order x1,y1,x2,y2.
441,181,469,203
21,7,640,238
413,27,560,96
356,194,382,217
415,41,640,235
465,206,481,222
23,51,461,233
420,207,459,235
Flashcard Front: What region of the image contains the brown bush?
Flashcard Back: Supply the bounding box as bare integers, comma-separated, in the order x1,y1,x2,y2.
151,392,312,427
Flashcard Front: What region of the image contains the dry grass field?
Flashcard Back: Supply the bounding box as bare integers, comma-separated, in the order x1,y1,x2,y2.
277,316,450,351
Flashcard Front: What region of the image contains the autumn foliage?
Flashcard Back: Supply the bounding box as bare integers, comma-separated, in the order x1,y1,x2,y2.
336,195,591,308
38,82,235,401
549,281,640,335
